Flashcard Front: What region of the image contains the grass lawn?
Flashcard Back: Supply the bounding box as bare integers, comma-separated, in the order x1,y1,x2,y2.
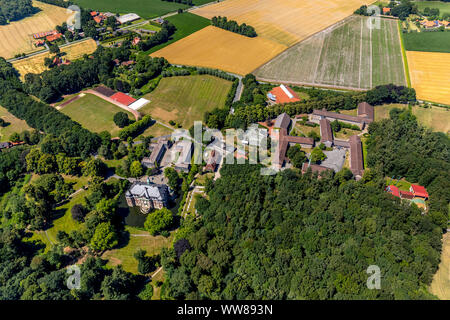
102,226,174,274
143,12,210,54
73,0,189,19
136,23,161,32
334,128,361,140
45,190,88,245
141,75,232,128
139,122,173,138
374,103,450,133
62,175,90,191
0,106,32,141
404,31,450,53
385,177,412,191
195,173,214,186
414,1,450,15
60,93,134,137
293,122,320,137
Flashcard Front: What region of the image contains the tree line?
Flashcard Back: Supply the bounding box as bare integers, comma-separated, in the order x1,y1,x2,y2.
211,16,257,37
0,0,37,25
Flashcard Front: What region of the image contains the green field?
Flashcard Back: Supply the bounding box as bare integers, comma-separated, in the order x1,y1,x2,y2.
403,31,450,53
372,103,450,133
102,226,174,274
254,16,406,89
0,106,31,142
143,12,210,54
141,75,232,128
414,1,450,15
73,0,189,19
60,93,134,137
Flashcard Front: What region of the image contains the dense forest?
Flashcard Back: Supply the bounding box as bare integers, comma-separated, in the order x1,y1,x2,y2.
160,163,443,299
367,108,450,224
0,0,37,25
211,16,257,37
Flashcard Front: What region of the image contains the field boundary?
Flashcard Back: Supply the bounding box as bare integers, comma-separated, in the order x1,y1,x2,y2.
398,21,411,88
251,15,358,75
255,77,367,92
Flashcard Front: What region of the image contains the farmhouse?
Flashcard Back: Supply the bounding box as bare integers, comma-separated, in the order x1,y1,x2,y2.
267,85,301,105
142,140,169,168
132,37,141,46
382,7,391,14
110,92,137,106
125,181,170,213
46,32,62,42
33,30,57,39
349,135,364,179
116,13,140,24
386,184,428,209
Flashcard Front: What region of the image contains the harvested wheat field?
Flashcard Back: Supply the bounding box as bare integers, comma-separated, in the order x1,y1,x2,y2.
407,51,450,105
193,0,369,47
12,39,98,79
429,233,450,300
0,1,74,59
151,26,287,75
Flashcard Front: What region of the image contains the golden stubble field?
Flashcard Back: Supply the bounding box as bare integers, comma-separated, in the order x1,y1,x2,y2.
407,51,450,106
151,26,287,75
193,0,370,47
12,39,98,79
151,0,368,74
0,1,74,59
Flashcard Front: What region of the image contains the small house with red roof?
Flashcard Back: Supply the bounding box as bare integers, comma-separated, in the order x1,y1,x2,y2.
410,184,429,200
132,37,141,46
110,92,137,106
382,7,391,14
267,85,301,105
386,185,400,198
90,11,98,17
46,32,62,42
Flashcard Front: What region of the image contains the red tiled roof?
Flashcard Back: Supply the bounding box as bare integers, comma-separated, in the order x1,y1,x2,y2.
386,185,400,197
349,135,364,178
90,11,98,16
46,33,62,42
410,184,429,198
383,7,391,13
268,85,301,104
320,118,333,143
110,92,136,106
94,16,103,24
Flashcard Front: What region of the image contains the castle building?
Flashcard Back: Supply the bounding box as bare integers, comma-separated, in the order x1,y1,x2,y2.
125,180,169,213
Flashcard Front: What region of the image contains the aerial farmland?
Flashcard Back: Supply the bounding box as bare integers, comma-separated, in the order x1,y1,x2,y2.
254,16,406,90
0,1,73,59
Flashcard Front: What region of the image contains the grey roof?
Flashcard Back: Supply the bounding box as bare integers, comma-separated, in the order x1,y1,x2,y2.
274,113,291,130
313,109,368,124
148,140,168,164
125,182,168,201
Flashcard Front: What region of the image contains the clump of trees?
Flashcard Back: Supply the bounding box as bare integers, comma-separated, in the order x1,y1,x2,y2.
367,107,450,224
114,112,131,128
144,208,174,235
286,145,306,168
138,21,176,51
118,115,152,140
161,164,443,299
211,16,257,37
0,0,37,25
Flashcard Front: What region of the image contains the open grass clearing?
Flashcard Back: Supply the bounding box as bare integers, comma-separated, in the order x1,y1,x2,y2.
102,226,174,274
0,1,73,59
0,105,32,142
404,32,450,53
141,74,232,128
59,93,134,137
